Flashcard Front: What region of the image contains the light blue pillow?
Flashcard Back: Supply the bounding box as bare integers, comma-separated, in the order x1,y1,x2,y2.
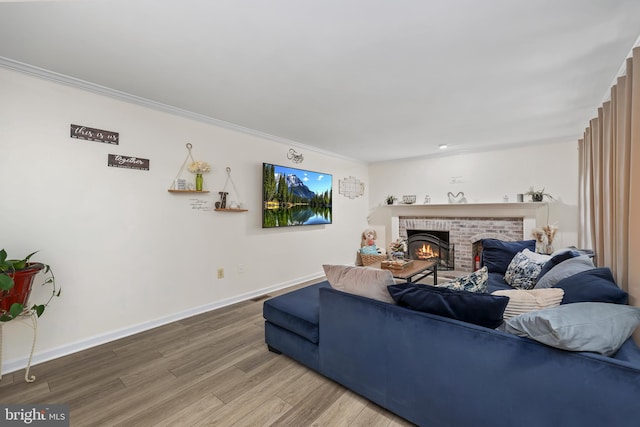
534,255,594,289
504,302,640,356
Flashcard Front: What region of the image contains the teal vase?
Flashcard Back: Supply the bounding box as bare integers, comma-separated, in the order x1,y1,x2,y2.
195,174,203,191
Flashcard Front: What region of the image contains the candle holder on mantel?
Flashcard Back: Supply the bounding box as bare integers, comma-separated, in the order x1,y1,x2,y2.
168,143,211,193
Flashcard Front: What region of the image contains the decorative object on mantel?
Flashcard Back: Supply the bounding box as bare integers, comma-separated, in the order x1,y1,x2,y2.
1,249,61,383
532,224,558,254
448,191,467,203
424,194,431,204
402,195,416,204
339,176,365,199
385,195,397,205
168,143,211,193
215,167,247,212
287,148,304,164
525,186,553,202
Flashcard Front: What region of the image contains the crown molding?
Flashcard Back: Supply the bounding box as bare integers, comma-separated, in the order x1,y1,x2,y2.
0,56,363,164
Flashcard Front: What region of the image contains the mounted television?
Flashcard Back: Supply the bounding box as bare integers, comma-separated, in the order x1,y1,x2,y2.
262,163,332,228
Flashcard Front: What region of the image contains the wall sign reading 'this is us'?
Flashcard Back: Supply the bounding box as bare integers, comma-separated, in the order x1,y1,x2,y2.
70,124,119,145
108,154,150,171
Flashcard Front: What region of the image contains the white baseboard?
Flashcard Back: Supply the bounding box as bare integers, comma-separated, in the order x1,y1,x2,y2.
1,272,325,375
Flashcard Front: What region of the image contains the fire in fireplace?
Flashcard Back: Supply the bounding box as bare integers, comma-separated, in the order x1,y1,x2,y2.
415,243,439,259
407,230,454,270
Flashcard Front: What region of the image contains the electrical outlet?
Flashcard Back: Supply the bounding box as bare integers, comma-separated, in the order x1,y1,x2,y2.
217,268,224,279
237,264,246,274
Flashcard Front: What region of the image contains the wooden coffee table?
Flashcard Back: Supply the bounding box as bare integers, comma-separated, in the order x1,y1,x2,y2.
374,259,438,284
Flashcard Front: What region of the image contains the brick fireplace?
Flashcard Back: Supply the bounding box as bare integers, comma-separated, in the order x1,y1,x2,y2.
385,202,547,273
400,217,523,271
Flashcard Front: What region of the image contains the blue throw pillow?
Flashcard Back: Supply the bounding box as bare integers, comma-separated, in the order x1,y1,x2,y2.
481,239,536,275
387,282,509,329
553,267,628,304
538,249,581,280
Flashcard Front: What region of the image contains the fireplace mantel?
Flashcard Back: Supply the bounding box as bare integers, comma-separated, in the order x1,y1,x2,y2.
385,202,547,218
384,202,549,248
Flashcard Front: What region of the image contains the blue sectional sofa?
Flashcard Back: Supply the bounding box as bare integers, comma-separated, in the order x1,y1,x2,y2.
263,278,640,427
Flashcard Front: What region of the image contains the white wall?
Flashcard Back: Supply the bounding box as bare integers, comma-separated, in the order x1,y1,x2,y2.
0,68,370,371
367,142,579,250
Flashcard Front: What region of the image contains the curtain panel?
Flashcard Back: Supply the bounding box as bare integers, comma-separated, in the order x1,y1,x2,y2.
578,47,640,309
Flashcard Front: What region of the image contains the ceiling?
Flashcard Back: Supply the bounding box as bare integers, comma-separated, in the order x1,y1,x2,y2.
1,0,639,162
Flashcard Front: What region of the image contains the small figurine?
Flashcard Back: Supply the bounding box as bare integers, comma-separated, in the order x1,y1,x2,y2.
218,191,228,209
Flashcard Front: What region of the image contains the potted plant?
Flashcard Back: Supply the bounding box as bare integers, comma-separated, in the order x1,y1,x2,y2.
0,249,60,322
525,187,553,202
385,195,397,205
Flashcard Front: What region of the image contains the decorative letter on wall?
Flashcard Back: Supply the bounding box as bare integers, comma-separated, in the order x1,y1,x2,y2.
339,176,365,199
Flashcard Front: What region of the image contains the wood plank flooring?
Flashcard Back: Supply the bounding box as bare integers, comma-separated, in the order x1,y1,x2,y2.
0,280,416,426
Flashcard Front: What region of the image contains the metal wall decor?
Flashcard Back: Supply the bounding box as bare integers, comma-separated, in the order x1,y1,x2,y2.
339,176,365,199
447,191,467,203
287,148,304,164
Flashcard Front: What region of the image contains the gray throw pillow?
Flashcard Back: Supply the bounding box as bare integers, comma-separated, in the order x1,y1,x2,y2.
504,302,640,356
534,255,594,289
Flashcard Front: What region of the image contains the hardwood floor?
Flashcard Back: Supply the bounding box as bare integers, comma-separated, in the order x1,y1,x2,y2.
0,281,415,427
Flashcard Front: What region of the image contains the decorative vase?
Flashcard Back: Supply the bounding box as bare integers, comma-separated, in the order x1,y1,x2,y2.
195,173,203,191
0,263,44,313
532,194,543,202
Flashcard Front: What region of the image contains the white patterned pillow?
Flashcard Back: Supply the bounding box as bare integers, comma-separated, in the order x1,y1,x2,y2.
504,249,549,289
437,267,488,293
492,288,564,319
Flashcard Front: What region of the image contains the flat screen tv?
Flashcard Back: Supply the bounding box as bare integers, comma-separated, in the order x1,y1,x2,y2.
262,163,333,228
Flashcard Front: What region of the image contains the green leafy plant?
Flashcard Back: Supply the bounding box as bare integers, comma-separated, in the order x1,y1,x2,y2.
525,187,553,202
0,249,60,322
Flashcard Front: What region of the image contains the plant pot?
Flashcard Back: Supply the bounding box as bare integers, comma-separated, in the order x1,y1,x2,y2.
532,194,543,202
0,262,44,312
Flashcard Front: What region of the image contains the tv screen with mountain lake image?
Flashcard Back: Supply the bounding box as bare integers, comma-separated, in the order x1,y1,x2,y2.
262,163,332,228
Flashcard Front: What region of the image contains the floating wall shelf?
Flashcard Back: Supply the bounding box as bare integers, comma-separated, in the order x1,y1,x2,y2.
168,189,210,193
214,208,248,212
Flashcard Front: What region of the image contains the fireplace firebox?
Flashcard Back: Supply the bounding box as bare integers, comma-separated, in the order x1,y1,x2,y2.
407,230,454,270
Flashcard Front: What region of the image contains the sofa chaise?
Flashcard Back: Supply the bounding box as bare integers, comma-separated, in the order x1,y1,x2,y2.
263,240,640,427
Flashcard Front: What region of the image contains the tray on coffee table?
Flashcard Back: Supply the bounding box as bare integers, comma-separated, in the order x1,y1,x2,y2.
374,259,438,284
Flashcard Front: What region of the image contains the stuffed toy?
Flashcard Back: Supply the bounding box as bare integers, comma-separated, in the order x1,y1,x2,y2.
360,228,380,255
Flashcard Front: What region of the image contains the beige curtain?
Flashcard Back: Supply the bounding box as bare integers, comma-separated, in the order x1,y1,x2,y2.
578,47,640,310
